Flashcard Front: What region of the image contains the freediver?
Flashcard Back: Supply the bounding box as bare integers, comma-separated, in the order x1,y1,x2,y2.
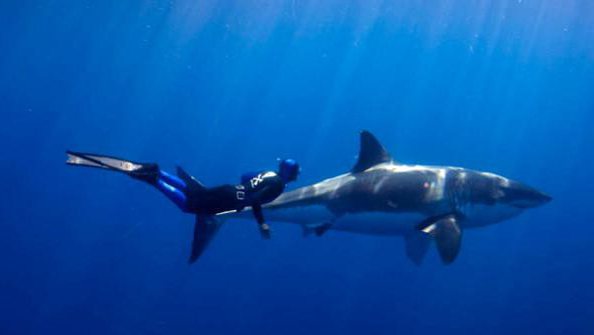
66,151,300,261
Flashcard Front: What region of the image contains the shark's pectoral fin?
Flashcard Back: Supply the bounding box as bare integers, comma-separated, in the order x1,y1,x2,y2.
404,232,431,265
418,214,462,264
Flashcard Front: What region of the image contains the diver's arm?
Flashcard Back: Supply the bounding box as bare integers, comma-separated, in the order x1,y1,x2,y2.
245,175,282,239
252,203,271,239
252,203,265,225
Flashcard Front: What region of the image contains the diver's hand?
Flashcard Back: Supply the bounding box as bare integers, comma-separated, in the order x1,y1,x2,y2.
259,223,272,240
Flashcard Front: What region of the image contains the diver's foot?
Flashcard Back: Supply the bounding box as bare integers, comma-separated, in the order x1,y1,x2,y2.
129,163,159,184
259,223,272,240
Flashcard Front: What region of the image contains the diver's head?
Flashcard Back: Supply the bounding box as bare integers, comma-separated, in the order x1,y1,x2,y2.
278,158,300,182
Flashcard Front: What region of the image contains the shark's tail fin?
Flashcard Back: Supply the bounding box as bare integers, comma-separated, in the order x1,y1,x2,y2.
189,214,222,264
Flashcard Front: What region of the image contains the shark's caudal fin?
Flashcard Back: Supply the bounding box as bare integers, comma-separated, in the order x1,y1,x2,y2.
352,131,394,173
189,215,222,264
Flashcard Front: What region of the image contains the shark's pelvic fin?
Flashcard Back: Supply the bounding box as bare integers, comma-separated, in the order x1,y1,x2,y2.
314,222,333,236
419,214,462,264
352,131,393,173
300,221,334,237
404,232,431,265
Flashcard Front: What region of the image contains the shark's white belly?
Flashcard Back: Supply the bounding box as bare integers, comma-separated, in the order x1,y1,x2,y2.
234,204,428,236
256,203,519,235
460,203,522,228
331,212,427,235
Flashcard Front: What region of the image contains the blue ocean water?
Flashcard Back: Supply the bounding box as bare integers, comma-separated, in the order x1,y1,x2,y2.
1,0,593,334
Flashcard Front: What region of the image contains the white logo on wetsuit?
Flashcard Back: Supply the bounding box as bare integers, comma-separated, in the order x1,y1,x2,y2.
235,185,245,200
250,172,276,188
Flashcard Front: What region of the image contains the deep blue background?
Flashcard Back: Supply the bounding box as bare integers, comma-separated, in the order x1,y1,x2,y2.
1,1,593,334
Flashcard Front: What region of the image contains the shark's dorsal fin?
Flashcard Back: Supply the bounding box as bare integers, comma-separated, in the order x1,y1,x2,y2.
352,131,393,173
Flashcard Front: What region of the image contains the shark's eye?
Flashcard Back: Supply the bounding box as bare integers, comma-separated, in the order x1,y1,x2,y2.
494,189,505,199
498,177,511,188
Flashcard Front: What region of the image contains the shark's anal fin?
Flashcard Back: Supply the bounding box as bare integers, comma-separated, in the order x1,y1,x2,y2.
351,131,393,173
404,232,431,265
418,214,462,264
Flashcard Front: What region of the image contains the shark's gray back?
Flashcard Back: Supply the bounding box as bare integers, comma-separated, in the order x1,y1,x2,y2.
265,164,457,215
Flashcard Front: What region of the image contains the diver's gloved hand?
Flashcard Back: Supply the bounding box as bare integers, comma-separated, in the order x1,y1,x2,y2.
129,163,160,184
259,223,272,240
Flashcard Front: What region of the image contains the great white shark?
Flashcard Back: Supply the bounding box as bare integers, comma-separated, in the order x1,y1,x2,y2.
219,130,551,264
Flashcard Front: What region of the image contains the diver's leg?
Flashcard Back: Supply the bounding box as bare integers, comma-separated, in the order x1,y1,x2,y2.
155,178,189,212
158,170,187,190
137,168,189,211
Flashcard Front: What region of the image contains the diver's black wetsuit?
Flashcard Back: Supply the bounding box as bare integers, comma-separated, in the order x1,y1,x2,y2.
66,151,298,260
183,171,285,222
157,169,286,239
65,151,293,238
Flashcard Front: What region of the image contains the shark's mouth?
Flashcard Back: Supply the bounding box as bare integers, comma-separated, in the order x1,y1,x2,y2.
510,201,535,209
508,194,552,209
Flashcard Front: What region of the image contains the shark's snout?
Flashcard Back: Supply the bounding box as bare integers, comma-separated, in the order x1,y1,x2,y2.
504,181,552,209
